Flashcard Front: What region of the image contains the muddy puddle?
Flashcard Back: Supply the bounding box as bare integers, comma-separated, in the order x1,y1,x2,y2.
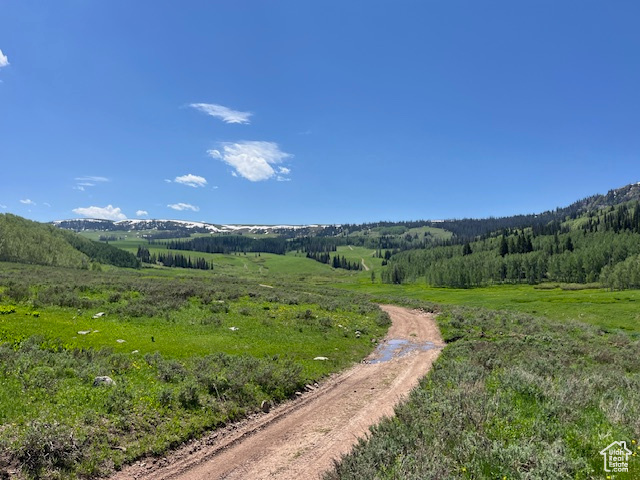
369,338,438,363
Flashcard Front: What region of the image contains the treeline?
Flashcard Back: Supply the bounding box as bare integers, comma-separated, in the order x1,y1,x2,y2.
136,247,212,270
600,254,640,290
582,203,640,234
60,230,140,268
291,237,341,253
383,203,640,288
164,236,288,255
305,252,362,271
143,231,192,240
98,235,123,242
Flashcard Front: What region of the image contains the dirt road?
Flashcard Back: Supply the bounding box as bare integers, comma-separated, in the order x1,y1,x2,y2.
113,305,444,480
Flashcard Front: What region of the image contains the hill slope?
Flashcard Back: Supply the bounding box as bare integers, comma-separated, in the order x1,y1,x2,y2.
0,214,139,268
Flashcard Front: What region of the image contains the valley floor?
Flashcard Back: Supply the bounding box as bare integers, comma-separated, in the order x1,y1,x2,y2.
110,305,443,480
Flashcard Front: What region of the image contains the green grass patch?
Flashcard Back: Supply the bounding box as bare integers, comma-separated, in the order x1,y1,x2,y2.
0,262,389,478
327,305,640,479
337,280,640,334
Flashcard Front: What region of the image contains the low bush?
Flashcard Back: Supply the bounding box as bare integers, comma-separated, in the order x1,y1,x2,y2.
327,306,640,479
15,421,84,478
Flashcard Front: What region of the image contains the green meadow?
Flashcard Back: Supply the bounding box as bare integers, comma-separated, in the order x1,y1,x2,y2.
0,262,388,478
339,279,640,334
2,235,640,478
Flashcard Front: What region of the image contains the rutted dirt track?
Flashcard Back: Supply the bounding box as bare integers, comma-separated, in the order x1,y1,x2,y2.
113,305,444,480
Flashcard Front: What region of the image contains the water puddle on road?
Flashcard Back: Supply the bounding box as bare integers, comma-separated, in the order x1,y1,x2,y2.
369,339,438,364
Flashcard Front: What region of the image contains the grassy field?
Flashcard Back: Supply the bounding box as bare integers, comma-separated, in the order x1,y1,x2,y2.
2,238,640,479
339,279,640,334
346,225,453,242
0,262,389,478
327,303,640,479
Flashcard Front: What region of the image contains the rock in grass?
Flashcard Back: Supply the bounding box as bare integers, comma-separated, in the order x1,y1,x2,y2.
93,376,116,387
313,356,329,361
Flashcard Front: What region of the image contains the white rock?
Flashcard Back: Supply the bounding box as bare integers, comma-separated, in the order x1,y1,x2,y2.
93,376,116,387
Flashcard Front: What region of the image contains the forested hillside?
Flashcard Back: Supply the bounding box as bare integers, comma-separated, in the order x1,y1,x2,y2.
383,200,640,289
0,214,90,267
0,214,139,268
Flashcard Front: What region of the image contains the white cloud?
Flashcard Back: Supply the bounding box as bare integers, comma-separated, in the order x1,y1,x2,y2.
43,202,51,207
74,176,109,191
174,174,207,188
136,210,149,216
190,103,252,124
72,205,127,221
0,49,8,68
20,199,36,205
0,204,7,209
75,176,109,183
207,141,292,182
168,203,199,212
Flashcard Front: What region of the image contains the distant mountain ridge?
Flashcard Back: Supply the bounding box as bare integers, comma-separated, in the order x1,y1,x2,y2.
52,182,640,240
563,182,640,212
52,218,331,236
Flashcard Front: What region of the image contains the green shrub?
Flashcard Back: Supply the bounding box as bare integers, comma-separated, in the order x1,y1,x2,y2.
178,383,200,409
15,421,83,478
157,359,187,383
158,388,174,407
5,283,30,302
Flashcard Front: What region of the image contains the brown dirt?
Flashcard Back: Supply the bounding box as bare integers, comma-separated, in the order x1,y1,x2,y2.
112,305,444,480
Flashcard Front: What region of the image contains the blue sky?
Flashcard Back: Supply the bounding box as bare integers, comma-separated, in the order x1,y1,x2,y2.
1,1,639,225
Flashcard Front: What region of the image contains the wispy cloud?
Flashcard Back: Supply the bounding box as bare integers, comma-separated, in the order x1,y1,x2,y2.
0,49,8,68
190,103,252,125
20,199,36,206
174,174,207,188
72,205,127,221
76,176,109,183
168,203,199,212
0,204,7,209
43,202,51,207
74,176,109,191
136,210,149,216
208,141,292,182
